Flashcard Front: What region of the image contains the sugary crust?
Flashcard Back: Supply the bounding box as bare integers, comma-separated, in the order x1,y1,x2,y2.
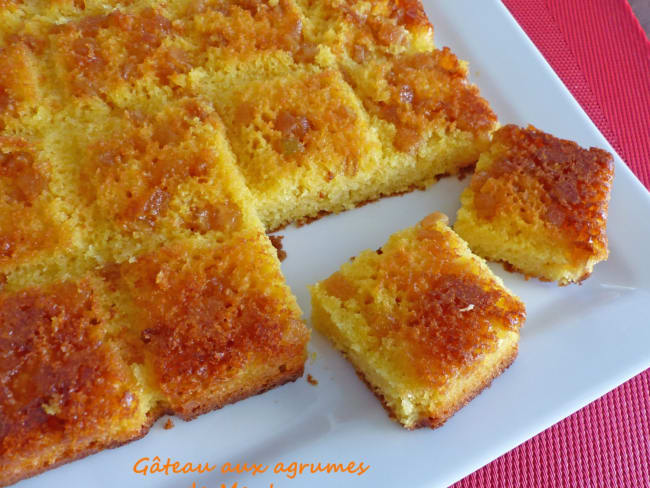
298,0,434,61
320,214,525,390
0,41,40,124
101,237,308,416
0,415,158,488
0,280,143,487
0,366,303,488
470,125,613,262
0,138,62,269
181,0,309,63
78,98,238,233
219,69,374,192
349,48,497,154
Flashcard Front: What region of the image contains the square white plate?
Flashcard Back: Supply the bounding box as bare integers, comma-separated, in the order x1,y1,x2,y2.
15,1,650,487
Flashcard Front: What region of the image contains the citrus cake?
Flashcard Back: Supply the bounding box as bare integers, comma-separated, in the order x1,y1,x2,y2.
310,213,526,429
454,125,614,285
301,6,495,168
0,0,496,484
1,0,497,234
0,63,308,488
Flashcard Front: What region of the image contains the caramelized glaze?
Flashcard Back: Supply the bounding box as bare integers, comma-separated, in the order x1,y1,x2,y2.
361,49,496,153
352,216,524,388
183,0,306,61
82,105,220,229
104,240,304,414
471,125,614,257
52,8,174,96
227,70,363,179
311,0,432,57
0,140,57,264
0,281,138,461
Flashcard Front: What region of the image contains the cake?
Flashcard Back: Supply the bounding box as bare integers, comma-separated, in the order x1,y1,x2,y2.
310,213,526,429
1,0,497,483
0,63,308,487
454,125,614,285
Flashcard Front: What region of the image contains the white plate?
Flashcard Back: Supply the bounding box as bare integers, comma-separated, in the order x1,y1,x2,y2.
16,1,650,487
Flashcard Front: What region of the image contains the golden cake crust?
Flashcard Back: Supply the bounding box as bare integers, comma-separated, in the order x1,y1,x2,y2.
0,137,65,272
0,280,145,485
455,125,614,284
351,49,497,154
471,125,613,255
101,236,308,419
298,0,433,62
320,214,524,391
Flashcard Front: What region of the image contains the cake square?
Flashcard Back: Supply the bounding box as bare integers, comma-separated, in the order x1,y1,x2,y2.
209,66,387,230
99,231,308,420
37,84,266,262
346,48,497,173
310,213,526,429
454,125,614,285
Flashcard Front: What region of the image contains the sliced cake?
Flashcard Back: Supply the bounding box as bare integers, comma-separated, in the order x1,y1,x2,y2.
310,213,526,429
0,78,308,487
454,125,614,285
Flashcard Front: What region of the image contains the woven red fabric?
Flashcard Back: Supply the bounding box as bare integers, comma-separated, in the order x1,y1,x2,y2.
501,0,650,190
453,1,650,487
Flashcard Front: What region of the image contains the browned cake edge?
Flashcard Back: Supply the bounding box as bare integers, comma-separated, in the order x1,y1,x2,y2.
0,367,303,488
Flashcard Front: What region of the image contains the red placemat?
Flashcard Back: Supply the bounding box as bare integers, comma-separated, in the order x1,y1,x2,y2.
453,1,650,487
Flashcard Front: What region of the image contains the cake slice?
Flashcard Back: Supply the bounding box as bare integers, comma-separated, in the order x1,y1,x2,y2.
99,230,308,420
454,125,614,285
310,213,526,429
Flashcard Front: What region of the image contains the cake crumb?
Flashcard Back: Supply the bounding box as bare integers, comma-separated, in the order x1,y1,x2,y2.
269,235,287,262
163,418,175,430
306,374,318,386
